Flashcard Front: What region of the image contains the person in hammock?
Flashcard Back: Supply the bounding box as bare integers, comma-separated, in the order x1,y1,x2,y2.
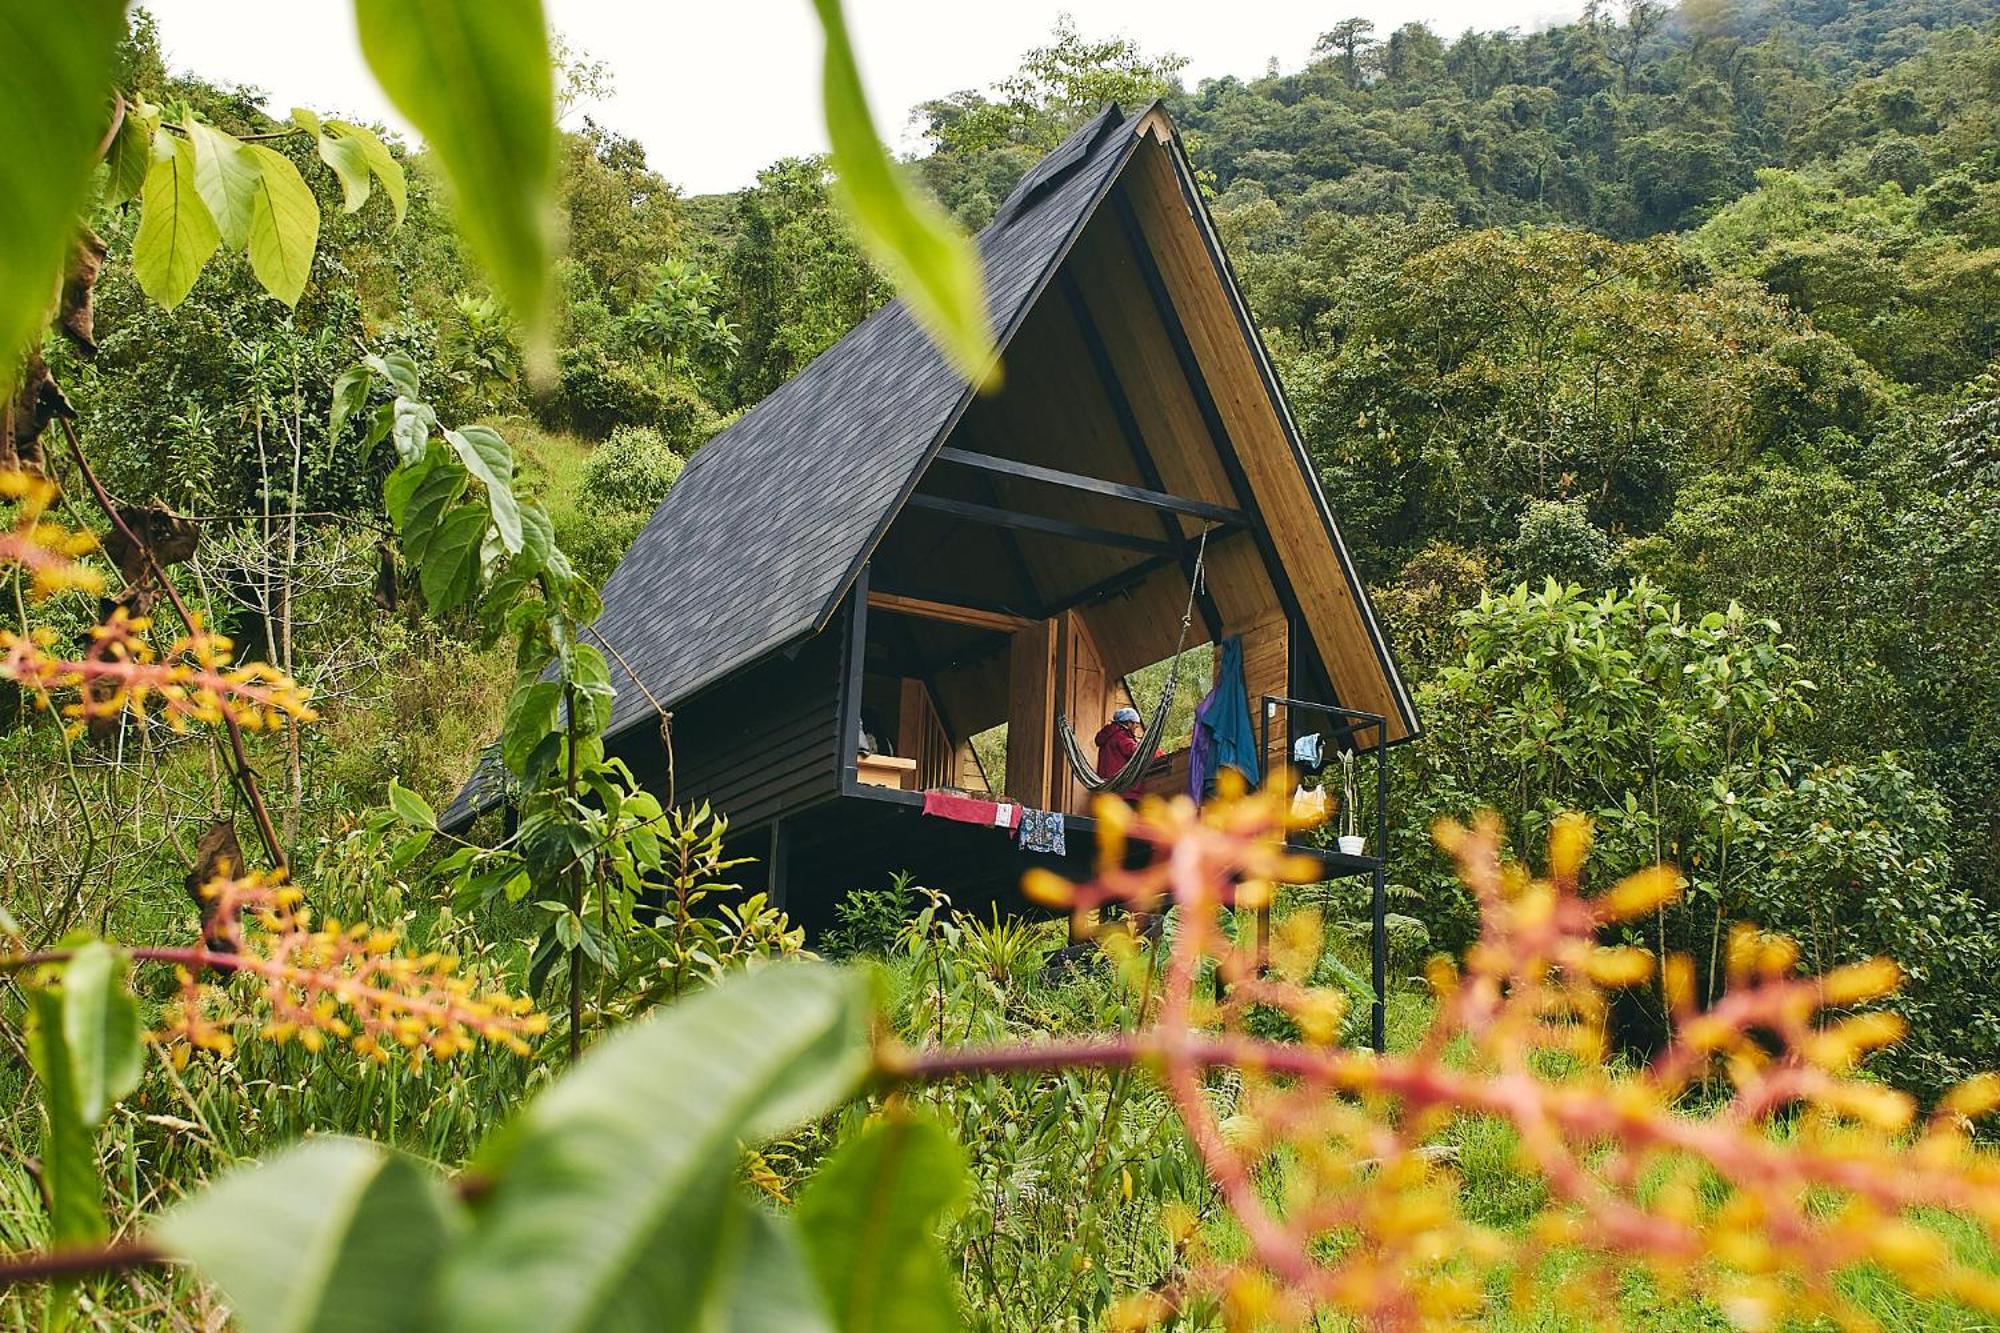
1094,706,1159,785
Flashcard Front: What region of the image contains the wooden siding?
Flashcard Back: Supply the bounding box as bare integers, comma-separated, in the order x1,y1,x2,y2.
1240,614,1290,777
623,616,845,833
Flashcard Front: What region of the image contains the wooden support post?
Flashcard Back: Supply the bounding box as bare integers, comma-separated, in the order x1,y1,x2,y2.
839,566,869,793
1005,618,1059,808
767,819,789,911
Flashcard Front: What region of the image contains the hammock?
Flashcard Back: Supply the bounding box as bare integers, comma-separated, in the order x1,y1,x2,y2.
1055,529,1209,794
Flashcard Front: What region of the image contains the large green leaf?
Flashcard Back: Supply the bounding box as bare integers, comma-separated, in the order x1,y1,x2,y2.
565,641,614,737
387,446,456,532
715,1197,836,1333
438,963,871,1333
26,989,106,1248
154,1138,458,1333
133,131,221,310
60,942,141,1128
102,101,157,206
796,1111,968,1333
390,396,442,467
186,117,259,250
810,0,993,387
419,503,492,612
325,120,406,225
501,679,561,777
0,0,124,379
245,144,321,306
446,425,523,554
353,0,556,350
312,123,373,212
387,779,437,829
399,458,470,564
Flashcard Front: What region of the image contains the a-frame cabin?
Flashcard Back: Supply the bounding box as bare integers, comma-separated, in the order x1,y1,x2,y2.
446,103,1417,943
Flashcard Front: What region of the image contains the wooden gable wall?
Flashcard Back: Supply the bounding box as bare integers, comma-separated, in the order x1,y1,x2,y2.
1116,118,1414,744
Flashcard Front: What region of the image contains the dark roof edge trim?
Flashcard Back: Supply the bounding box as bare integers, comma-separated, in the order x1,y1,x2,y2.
1152,121,1421,744
807,102,1157,641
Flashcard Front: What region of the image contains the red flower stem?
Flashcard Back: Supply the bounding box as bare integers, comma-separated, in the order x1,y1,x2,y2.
0,1240,163,1287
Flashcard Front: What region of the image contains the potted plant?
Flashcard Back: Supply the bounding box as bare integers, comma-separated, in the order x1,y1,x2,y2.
1337,750,1365,856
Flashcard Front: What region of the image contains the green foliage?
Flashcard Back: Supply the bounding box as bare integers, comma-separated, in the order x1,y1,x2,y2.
355,0,559,356
823,872,923,959
540,344,693,440
19,942,141,1258
619,258,739,383
810,0,992,385
714,157,884,409
0,0,124,377
1694,161,2000,387
156,1139,455,1333
439,964,867,1331
1406,577,1992,1096
133,130,221,309
136,965,910,1333
1279,221,1884,574
796,1111,968,1333
916,14,1187,224
1507,498,1614,589
57,942,141,1127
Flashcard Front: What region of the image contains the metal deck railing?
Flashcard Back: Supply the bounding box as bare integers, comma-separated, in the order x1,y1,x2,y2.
1259,697,1392,1053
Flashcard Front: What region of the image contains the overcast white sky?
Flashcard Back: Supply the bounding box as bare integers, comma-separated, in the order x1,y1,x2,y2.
145,0,1582,196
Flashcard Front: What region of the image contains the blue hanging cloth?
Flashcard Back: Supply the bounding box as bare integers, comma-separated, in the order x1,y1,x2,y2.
1190,634,1260,799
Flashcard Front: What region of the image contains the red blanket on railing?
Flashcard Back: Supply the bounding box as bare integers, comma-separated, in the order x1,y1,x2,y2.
921,790,1023,829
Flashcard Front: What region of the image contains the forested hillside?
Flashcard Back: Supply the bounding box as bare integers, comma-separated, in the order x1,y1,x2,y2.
597,0,1994,1089
5,1,2000,1325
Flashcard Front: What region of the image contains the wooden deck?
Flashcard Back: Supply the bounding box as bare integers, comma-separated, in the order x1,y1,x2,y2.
760,782,1382,938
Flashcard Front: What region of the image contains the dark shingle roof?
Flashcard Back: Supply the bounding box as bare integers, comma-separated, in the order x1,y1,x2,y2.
442,105,1147,828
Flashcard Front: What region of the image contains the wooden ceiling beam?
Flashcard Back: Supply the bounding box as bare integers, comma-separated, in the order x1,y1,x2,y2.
866,589,1038,634
905,493,1187,559
933,445,1246,527
1043,525,1253,619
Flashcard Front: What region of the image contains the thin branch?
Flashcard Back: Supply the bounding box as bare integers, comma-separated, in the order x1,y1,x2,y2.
57,417,288,875
0,1240,163,1287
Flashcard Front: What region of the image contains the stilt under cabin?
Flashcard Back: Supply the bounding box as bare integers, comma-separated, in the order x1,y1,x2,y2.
443,101,1420,1046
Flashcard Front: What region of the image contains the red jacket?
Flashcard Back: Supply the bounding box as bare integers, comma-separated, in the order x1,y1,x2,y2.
1095,721,1140,776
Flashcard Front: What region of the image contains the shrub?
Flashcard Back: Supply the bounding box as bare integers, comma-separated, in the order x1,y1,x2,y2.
578,425,685,516
824,872,922,959
1507,498,1614,589
539,345,667,439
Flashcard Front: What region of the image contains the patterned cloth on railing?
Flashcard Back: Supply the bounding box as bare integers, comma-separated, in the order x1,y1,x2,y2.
1018,808,1066,856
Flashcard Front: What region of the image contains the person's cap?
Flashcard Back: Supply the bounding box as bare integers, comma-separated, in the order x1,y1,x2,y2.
1112,706,1141,724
